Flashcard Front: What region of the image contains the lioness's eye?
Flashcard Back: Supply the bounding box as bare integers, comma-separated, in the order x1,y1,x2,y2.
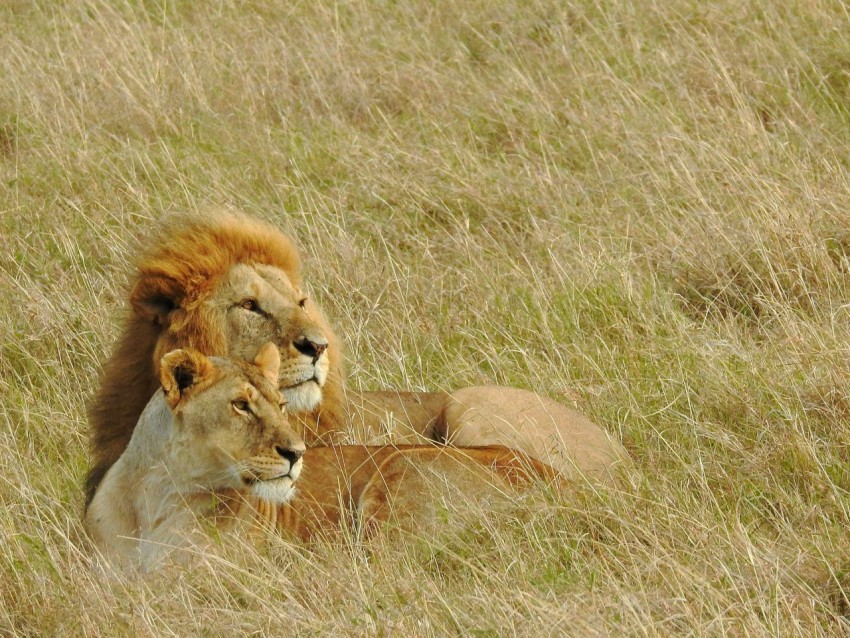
278,400,286,413
232,400,251,415
240,299,259,312
298,298,307,309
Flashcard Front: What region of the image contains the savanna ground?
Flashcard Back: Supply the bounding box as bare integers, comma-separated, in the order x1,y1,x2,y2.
1,0,849,635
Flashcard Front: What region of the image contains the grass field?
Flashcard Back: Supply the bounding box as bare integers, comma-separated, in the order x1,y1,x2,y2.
2,0,850,635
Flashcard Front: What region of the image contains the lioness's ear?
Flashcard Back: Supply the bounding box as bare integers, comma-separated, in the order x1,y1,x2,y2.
254,342,280,384
130,275,185,325
160,348,214,408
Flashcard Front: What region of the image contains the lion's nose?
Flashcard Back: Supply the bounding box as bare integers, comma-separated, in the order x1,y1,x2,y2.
293,335,328,363
275,445,303,468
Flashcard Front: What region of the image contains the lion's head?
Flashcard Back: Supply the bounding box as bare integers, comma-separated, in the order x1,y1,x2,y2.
158,343,305,503
86,212,345,507
136,254,334,415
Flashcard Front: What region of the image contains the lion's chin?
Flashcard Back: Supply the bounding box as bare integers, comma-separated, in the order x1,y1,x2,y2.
281,379,322,414
250,479,297,505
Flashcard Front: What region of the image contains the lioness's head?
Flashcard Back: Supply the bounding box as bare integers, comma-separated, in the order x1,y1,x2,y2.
160,343,305,503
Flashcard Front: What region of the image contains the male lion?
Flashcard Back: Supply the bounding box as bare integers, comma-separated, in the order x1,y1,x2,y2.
86,344,558,571
86,211,627,507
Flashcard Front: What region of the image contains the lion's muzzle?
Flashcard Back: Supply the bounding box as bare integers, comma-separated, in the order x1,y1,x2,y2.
242,443,305,504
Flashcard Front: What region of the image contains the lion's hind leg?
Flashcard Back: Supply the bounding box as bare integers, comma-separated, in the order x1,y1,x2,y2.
435,386,630,486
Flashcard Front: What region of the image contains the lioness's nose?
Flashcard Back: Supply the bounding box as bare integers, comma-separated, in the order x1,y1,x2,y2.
293,335,328,362
275,445,303,467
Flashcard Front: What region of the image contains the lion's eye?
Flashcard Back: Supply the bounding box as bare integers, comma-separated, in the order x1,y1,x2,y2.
232,400,251,415
298,298,307,309
240,299,259,312
278,400,287,413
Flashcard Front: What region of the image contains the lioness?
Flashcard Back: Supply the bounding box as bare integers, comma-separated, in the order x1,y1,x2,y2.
85,343,305,571
87,343,559,571
86,212,628,508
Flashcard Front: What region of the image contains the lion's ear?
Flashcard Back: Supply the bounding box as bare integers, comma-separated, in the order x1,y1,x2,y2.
159,348,214,408
253,342,281,384
130,275,185,325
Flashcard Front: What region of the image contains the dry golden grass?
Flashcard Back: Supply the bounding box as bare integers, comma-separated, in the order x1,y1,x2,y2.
2,0,850,634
